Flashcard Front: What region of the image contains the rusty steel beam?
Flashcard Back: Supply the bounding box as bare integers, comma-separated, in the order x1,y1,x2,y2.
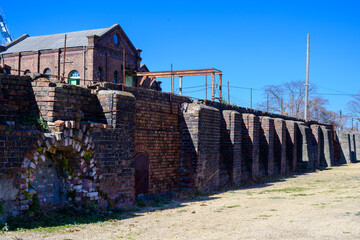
150,77,157,87
219,74,222,102
171,64,174,94
134,72,222,78
211,73,215,101
131,68,222,78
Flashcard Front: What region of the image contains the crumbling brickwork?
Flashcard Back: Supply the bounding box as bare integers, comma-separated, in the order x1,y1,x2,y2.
0,73,357,218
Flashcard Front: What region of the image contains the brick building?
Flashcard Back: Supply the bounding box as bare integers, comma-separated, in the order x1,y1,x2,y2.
0,24,146,86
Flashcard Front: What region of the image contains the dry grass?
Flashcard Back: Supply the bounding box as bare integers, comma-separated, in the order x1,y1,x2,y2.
3,163,360,239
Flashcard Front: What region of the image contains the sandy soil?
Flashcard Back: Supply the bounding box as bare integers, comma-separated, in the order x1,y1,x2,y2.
3,163,360,240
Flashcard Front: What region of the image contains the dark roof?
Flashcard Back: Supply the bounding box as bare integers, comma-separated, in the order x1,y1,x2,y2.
1,24,118,54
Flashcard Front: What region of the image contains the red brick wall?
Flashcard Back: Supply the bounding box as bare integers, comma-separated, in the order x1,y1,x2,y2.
241,114,260,181
274,118,286,176
221,110,242,185
285,120,298,172
259,116,275,176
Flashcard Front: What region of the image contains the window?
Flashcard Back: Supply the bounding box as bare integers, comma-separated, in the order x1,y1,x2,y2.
24,69,31,75
43,68,51,75
114,71,119,84
68,70,80,85
97,67,103,81
114,33,119,46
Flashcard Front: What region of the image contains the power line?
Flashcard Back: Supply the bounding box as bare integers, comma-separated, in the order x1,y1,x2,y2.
229,84,358,96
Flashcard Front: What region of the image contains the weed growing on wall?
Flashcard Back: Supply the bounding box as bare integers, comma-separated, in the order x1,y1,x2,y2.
22,113,49,131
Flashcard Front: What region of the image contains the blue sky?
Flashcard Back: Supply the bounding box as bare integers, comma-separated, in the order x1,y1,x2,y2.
1,0,359,118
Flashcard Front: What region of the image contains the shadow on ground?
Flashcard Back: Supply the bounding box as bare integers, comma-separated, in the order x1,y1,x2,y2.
2,166,334,232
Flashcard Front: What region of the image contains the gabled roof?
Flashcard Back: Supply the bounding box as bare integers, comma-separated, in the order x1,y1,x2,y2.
1,24,119,54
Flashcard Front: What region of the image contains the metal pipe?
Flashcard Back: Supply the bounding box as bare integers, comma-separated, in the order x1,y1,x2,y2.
123,49,126,89
179,76,183,95
83,46,86,85
227,80,230,104
219,74,222,102
62,34,67,82
171,64,174,93
211,73,215,101
205,75,207,100
250,88,252,109
304,33,310,120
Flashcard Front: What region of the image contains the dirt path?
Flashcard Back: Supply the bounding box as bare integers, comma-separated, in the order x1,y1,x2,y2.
3,163,360,240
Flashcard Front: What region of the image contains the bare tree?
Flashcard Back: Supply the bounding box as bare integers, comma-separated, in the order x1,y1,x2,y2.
258,80,339,125
347,92,360,121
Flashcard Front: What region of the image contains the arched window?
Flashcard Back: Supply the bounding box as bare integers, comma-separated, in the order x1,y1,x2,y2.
114,33,120,46
24,69,31,75
114,71,118,84
43,68,51,75
97,67,103,81
68,70,80,85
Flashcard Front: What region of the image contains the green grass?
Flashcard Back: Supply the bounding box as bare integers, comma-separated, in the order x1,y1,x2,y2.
258,214,272,218
260,187,309,194
292,193,315,197
2,206,132,232
176,209,187,213
345,196,360,199
269,196,286,199
225,205,240,208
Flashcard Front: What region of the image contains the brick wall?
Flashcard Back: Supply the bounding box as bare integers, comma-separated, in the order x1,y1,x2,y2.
241,114,260,181
285,120,298,172
274,118,286,176
0,125,40,179
259,116,274,176
181,103,220,191
310,124,323,168
2,73,357,216
321,126,334,167
0,75,38,124
336,130,351,164
221,110,242,185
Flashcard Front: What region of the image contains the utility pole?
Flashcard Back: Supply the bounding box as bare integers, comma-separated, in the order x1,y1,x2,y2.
227,81,230,104
304,33,310,120
267,93,269,112
340,110,342,130
250,88,252,109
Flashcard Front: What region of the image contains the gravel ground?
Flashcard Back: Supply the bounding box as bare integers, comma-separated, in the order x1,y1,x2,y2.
3,163,360,240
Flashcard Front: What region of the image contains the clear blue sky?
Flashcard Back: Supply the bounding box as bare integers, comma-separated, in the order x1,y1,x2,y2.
1,0,359,118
